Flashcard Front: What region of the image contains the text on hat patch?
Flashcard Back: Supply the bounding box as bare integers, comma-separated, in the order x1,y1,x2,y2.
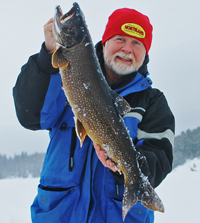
121,23,145,38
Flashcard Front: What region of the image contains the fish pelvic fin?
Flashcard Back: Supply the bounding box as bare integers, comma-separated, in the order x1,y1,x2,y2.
122,181,164,221
111,91,131,116
52,47,69,68
75,118,87,147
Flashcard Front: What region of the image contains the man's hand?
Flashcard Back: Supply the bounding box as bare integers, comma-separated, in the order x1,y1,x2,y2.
94,144,117,172
44,18,56,54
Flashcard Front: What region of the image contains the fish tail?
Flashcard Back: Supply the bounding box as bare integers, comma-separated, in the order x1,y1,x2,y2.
141,181,165,213
122,182,164,221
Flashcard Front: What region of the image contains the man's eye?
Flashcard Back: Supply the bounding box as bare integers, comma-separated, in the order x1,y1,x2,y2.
116,38,124,41
133,41,142,45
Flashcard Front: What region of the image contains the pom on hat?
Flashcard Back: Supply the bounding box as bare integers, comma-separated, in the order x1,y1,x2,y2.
102,8,153,55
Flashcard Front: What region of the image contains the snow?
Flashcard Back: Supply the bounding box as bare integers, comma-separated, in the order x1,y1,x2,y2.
85,42,91,47
0,178,39,223
0,158,200,223
154,158,200,223
83,82,91,89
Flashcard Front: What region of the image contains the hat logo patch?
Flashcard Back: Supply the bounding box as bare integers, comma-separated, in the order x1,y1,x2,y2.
121,23,145,38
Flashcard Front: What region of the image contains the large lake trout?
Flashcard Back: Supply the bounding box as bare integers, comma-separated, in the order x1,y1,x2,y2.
52,2,164,221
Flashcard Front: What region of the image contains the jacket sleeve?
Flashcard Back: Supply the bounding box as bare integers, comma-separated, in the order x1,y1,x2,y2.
129,89,174,188
109,89,174,188
13,43,66,130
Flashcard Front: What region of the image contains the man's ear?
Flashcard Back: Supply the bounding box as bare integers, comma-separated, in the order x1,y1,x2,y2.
102,42,106,54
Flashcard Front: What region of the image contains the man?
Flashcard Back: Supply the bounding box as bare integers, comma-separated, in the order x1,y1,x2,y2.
13,7,175,223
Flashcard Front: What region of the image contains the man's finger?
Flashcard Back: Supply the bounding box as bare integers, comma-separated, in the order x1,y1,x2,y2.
94,143,117,172
44,18,54,27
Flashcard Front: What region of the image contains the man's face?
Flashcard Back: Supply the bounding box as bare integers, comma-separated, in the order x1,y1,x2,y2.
103,35,146,75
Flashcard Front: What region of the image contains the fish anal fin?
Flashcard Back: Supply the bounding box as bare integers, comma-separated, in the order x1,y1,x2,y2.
111,91,131,116
75,118,87,147
122,184,138,221
52,47,69,68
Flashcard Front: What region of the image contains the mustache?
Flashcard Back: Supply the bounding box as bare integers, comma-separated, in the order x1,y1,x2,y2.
114,52,134,61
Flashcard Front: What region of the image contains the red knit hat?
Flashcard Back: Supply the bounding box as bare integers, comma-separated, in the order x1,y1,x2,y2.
102,8,153,55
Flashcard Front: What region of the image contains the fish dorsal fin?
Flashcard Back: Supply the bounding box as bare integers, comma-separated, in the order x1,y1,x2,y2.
74,117,87,147
111,91,131,116
52,47,69,68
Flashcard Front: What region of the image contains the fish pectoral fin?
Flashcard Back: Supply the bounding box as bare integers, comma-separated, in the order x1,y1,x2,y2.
111,91,131,116
52,47,69,68
75,118,87,147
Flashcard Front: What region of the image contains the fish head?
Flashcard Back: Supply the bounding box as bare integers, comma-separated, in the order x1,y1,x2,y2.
53,2,86,49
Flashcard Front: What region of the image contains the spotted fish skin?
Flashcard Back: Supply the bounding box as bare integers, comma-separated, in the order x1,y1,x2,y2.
52,2,164,221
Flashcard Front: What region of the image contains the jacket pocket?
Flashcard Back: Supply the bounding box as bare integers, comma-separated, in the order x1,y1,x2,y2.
40,127,91,188
31,185,79,223
105,169,124,201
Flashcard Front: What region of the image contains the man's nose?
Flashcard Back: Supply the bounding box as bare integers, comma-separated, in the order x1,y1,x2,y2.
121,42,133,54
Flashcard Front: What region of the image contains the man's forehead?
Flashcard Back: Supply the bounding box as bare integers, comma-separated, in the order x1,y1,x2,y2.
112,35,144,43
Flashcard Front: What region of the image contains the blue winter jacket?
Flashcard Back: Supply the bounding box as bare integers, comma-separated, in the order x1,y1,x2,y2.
30,72,154,223
13,42,175,223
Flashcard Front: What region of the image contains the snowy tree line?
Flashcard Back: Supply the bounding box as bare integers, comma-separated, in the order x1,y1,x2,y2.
173,127,200,168
0,152,45,179
0,127,199,179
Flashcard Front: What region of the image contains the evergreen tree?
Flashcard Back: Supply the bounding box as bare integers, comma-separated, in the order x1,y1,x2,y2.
173,127,200,168
0,152,45,179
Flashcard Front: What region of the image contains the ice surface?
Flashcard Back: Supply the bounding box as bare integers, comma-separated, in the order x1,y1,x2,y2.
154,158,200,223
0,177,39,223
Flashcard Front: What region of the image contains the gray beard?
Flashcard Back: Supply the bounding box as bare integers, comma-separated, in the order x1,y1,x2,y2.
104,58,137,75
103,51,142,76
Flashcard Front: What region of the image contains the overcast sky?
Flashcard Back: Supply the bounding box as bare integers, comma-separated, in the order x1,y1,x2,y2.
0,0,199,157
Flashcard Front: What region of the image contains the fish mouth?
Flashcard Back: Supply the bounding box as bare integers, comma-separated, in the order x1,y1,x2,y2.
53,2,85,49
56,2,80,23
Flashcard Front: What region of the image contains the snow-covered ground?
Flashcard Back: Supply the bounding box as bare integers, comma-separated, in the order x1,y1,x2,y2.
0,178,39,223
155,158,200,223
0,158,200,223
